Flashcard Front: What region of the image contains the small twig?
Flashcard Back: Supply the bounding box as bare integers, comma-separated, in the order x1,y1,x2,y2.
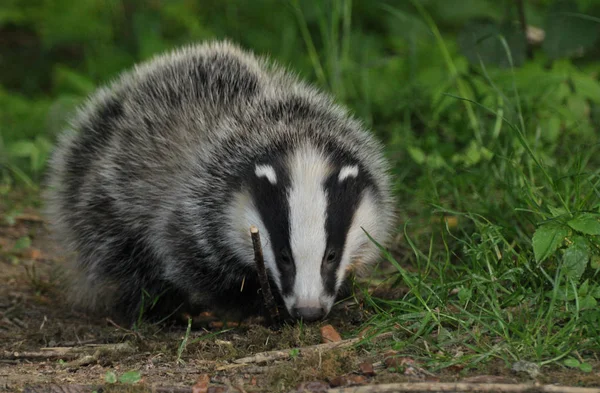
233,331,393,364
326,383,600,393
250,226,280,326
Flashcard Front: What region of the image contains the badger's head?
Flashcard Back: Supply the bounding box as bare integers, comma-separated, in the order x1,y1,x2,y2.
227,141,392,322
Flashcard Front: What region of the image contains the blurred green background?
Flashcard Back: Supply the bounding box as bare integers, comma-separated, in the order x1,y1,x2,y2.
2,0,599,187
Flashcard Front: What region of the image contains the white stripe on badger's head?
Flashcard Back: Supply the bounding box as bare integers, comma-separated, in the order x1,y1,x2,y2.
284,144,332,318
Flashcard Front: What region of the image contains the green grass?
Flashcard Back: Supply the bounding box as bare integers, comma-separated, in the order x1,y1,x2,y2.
2,0,600,375
347,2,600,373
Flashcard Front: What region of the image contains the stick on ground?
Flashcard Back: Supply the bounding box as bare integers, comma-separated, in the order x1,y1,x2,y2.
250,225,280,326
234,332,394,364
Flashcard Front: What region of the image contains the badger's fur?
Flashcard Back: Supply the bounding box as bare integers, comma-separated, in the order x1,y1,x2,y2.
45,40,395,323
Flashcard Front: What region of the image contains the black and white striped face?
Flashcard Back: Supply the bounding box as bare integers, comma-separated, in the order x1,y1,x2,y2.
227,143,382,321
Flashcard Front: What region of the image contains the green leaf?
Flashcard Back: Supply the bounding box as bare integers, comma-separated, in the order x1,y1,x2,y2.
105,371,117,384
568,213,600,235
563,236,590,281
579,362,593,373
572,72,600,102
591,255,600,270
118,370,142,384
579,279,590,296
533,223,568,263
12,236,31,251
407,146,426,165
580,295,597,310
563,357,580,368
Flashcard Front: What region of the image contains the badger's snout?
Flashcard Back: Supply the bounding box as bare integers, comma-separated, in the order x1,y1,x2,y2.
287,296,332,322
292,306,326,322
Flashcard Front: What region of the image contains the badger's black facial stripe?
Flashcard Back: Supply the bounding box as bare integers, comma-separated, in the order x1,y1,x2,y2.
322,161,371,296
246,156,295,296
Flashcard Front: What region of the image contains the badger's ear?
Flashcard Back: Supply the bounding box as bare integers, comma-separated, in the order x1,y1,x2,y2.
254,164,278,185
338,165,359,182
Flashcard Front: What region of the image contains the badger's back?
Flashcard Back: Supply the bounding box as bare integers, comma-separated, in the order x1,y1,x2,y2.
46,40,395,323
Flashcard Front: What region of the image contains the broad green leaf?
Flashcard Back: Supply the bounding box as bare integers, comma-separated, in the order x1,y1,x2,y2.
568,213,600,235
105,371,117,384
563,236,590,281
580,363,593,373
118,370,142,384
564,357,580,368
532,223,568,263
580,295,597,309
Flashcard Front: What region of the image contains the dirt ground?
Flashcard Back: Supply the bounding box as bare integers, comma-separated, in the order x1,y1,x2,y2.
1,190,600,393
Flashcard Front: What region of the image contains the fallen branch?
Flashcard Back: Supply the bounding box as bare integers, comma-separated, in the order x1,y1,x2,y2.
2,348,79,361
250,225,280,326
2,343,134,362
325,383,600,393
234,331,393,364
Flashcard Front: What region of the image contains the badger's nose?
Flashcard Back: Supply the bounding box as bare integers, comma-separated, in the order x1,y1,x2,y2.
293,307,326,322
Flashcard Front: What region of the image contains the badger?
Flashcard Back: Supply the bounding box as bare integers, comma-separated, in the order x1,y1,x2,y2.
45,40,395,324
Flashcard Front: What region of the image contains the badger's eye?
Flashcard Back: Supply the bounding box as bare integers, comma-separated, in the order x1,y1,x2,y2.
326,249,337,263
280,248,293,265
